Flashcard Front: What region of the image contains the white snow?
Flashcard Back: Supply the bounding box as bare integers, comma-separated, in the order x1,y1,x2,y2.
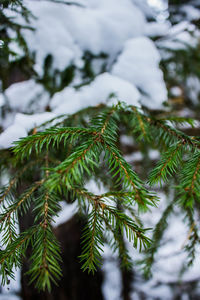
120,135,134,146
0,295,20,300
85,179,107,195
145,21,170,37
102,245,122,300
112,37,167,108
170,86,182,97
180,5,200,21
0,0,168,151
0,112,56,148
12,0,146,74
186,76,200,105
0,71,141,149
124,149,160,163
2,80,49,113
158,21,200,51
21,2,83,74
0,124,27,149
132,0,156,19
0,270,21,299
53,201,78,227
51,73,141,115
63,1,145,55
14,112,56,132
149,149,160,160
124,151,143,163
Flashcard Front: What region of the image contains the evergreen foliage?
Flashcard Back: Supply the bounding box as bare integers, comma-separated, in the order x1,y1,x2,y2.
0,0,34,90
1,0,200,297
0,102,200,291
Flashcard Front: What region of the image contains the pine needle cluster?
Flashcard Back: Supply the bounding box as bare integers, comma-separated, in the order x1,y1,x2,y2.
0,102,200,290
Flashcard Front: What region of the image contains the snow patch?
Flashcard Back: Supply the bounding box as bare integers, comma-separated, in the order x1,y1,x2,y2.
0,112,56,149
51,73,141,115
53,201,78,227
102,245,121,300
112,37,167,109
0,124,27,149
2,80,49,113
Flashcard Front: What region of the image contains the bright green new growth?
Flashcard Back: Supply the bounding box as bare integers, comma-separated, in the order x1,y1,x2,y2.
0,102,200,291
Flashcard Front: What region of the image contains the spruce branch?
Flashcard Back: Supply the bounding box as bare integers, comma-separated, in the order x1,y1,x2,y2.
45,107,120,191
91,106,119,141
131,106,150,141
148,142,184,186
102,205,151,251
103,218,133,269
13,127,96,159
28,225,62,291
129,105,199,150
46,136,101,191
28,156,62,291
80,205,104,273
0,102,199,289
147,118,199,149
104,142,157,209
181,209,200,268
0,159,42,205
177,151,200,207
159,116,195,128
0,179,45,227
0,227,36,285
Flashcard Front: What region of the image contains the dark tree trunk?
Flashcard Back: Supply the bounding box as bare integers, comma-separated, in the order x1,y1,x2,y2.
20,215,104,300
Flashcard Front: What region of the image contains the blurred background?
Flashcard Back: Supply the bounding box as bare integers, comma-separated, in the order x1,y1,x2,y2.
0,0,200,299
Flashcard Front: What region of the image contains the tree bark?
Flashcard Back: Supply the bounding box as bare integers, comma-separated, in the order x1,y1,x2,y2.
20,215,104,300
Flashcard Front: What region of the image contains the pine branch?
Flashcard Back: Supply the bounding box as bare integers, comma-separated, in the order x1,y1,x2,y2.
148,118,199,149
104,142,157,209
104,218,133,269
0,179,45,227
159,116,195,128
102,205,151,251
28,225,62,291
182,209,199,268
0,159,42,205
177,151,200,207
0,227,36,285
1,102,199,289
28,156,62,291
46,136,101,191
80,205,104,273
131,106,150,141
148,142,184,186
91,106,119,142
13,127,96,159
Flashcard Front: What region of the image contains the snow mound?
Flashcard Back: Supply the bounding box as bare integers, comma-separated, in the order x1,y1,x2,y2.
0,112,55,149
51,73,141,115
112,37,167,108
19,0,146,74
0,124,27,149
2,80,49,113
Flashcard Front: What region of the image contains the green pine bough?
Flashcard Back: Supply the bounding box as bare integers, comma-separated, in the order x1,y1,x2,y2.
0,102,200,291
